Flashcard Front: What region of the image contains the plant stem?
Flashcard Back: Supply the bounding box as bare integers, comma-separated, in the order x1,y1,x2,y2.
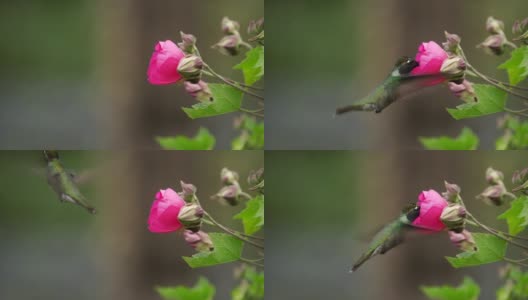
467,212,528,251
458,48,528,103
240,108,264,118
504,257,528,267
505,108,528,117
204,64,264,100
240,257,264,267
203,211,264,249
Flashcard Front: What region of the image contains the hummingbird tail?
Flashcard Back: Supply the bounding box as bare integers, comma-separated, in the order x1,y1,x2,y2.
350,252,372,272
335,103,378,115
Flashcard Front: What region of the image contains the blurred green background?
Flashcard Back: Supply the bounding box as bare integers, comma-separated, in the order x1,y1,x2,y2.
0,151,263,300
267,151,526,299
0,0,262,149
266,0,528,149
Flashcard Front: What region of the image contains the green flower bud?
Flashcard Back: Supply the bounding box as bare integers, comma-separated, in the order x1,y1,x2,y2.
477,34,506,55
442,31,461,53
486,167,504,185
221,168,239,185
486,16,504,34
512,168,528,185
442,181,461,202
184,230,214,252
222,17,240,35
440,203,466,232
179,181,197,203
178,31,197,54
178,202,204,232
214,184,241,206
248,168,264,193
248,18,264,35
440,56,466,82
477,184,516,206
177,55,203,83
449,230,477,252
213,34,242,56
512,168,528,194
184,80,213,102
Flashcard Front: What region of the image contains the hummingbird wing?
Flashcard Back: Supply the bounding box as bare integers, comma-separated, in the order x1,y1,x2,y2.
351,221,421,272
392,73,447,101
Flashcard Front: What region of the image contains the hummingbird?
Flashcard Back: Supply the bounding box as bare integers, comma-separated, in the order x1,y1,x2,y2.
350,205,421,272
44,150,97,214
335,56,445,114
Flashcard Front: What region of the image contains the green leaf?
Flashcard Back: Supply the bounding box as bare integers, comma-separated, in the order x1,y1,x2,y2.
445,233,507,268
234,195,264,235
498,46,528,85
182,84,243,119
446,84,507,120
232,266,265,300
231,115,265,150
156,127,215,150
183,233,243,268
419,127,479,150
421,277,480,300
498,196,528,235
156,277,215,300
234,46,264,86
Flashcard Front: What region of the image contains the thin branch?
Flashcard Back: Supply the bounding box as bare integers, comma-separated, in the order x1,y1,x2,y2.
239,257,264,267
204,64,264,100
504,257,528,267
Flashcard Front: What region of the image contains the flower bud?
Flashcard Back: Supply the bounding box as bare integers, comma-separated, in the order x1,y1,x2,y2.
477,34,506,55
248,168,264,193
512,168,528,193
177,55,203,83
486,16,504,34
442,31,461,53
177,202,204,232
512,18,528,44
440,203,466,232
448,230,477,252
448,80,477,103
442,181,461,202
214,184,241,206
184,230,214,252
222,17,240,35
221,168,239,185
512,168,528,185
179,181,197,203
248,18,264,35
248,18,265,44
440,56,466,82
486,167,504,184
213,34,242,56
184,80,213,102
177,31,197,54
477,184,516,206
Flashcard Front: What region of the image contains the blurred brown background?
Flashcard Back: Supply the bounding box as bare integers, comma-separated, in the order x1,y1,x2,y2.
0,151,263,300
0,0,263,149
267,151,526,299
266,0,528,149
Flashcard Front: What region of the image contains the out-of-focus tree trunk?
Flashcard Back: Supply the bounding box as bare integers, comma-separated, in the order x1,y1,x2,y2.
95,1,195,299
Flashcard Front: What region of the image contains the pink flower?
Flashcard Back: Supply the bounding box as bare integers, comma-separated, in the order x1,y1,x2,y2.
147,40,185,85
148,188,186,233
412,189,449,231
411,41,449,85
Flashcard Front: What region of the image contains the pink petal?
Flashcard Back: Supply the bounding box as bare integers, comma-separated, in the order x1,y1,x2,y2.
147,40,185,85
410,41,449,85
147,188,186,233
412,189,449,231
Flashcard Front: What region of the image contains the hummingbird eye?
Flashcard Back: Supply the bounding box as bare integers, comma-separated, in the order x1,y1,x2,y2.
406,206,421,222
398,59,419,75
